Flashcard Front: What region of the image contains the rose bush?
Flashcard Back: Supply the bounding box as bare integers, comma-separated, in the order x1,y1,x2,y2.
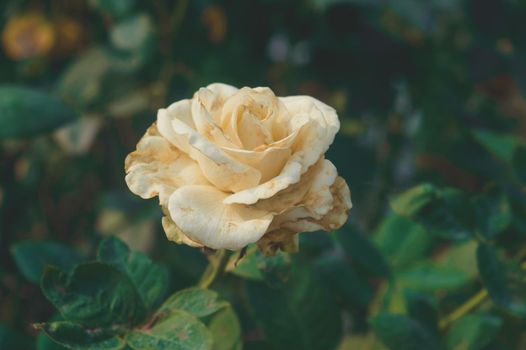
125,83,351,254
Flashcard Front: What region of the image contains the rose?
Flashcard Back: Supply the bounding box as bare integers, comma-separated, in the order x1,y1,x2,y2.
125,83,351,255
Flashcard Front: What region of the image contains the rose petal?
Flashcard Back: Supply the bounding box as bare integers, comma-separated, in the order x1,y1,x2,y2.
221,146,291,183
171,117,262,192
162,215,203,248
157,101,193,154
168,185,274,250
218,87,289,149
191,87,239,148
124,124,209,205
274,176,352,233
224,96,339,205
205,83,239,105
236,108,274,149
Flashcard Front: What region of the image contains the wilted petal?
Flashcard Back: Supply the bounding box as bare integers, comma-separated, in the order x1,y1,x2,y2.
275,176,352,233
256,228,298,256
168,185,274,250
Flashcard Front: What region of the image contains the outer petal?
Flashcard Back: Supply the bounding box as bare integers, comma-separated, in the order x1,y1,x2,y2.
157,101,193,154
275,176,352,233
161,215,203,248
124,124,209,205
168,185,274,250
224,96,340,205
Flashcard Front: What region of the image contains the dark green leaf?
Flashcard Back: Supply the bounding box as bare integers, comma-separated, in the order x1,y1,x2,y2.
0,324,33,350
375,214,434,270
10,240,84,284
472,191,511,240
37,331,68,350
315,256,373,309
446,314,502,350
477,244,526,317
41,263,146,327
472,130,517,163
157,287,228,318
208,307,242,350
0,86,77,138
371,313,443,350
37,322,125,350
336,226,390,278
246,260,342,350
405,292,439,337
97,237,169,311
126,310,212,350
391,186,472,240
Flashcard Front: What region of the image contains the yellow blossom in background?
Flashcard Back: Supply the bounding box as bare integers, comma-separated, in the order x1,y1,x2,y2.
2,13,55,60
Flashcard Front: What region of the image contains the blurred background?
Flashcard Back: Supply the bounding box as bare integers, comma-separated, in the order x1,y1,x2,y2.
1,0,526,349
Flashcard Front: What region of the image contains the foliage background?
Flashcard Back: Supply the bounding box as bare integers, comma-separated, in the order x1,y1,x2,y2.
1,0,526,349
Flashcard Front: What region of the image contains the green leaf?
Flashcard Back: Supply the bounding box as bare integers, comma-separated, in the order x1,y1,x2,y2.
41,262,146,327
226,245,264,281
390,183,439,217
371,313,442,350
477,244,526,317
0,324,33,350
0,86,77,138
436,241,478,280
398,262,471,292
391,186,472,240
246,260,342,350
110,14,156,52
88,0,136,18
208,308,242,350
446,314,501,350
37,322,125,350
10,240,84,284
375,214,434,270
126,310,212,350
315,256,373,309
97,237,169,311
157,287,228,319
37,331,68,350
472,130,518,163
336,226,390,278
472,191,511,240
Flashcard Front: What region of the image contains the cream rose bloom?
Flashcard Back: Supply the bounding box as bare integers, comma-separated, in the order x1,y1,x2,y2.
125,83,351,255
